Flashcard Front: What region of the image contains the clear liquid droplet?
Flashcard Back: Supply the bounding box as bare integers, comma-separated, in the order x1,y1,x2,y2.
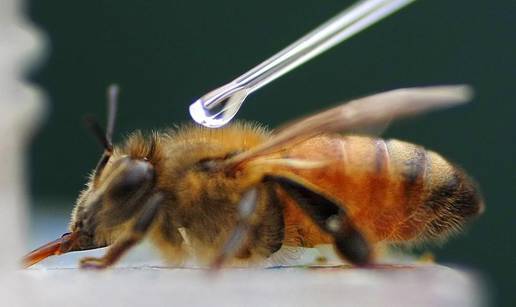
189,87,248,128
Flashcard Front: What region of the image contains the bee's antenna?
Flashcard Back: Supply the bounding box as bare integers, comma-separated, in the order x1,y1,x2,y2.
84,116,112,152
106,84,119,147
83,84,120,183
83,84,120,153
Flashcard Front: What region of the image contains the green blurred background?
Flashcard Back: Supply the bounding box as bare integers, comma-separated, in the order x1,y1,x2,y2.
27,0,514,305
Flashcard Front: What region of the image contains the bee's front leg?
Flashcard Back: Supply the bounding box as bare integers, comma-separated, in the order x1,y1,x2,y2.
79,235,141,269
80,193,163,270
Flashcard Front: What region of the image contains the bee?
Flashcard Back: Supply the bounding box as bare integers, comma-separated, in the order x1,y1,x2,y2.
23,84,484,269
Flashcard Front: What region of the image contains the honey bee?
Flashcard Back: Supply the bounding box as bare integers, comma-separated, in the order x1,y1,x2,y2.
23,84,484,269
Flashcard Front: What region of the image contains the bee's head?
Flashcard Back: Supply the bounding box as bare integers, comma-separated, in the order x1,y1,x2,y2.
23,85,157,267
69,151,156,249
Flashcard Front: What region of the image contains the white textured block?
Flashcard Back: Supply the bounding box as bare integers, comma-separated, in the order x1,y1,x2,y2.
5,264,485,307
0,0,45,271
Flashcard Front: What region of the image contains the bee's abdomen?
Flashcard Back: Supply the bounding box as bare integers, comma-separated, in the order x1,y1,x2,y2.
383,139,484,242
341,137,435,242
284,135,483,244
417,163,484,241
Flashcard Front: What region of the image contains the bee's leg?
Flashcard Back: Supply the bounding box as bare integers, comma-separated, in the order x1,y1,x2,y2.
80,193,163,270
266,175,372,266
211,188,258,269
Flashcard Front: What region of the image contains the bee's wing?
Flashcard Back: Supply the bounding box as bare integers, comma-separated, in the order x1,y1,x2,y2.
273,101,395,138
276,117,392,138
225,85,473,167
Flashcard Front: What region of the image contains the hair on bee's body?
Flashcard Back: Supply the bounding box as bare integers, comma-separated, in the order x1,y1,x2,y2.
74,123,482,266
71,123,280,264
122,123,285,264
23,85,483,269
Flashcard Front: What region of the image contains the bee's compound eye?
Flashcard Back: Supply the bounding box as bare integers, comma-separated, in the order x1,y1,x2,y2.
109,159,155,199
124,160,154,185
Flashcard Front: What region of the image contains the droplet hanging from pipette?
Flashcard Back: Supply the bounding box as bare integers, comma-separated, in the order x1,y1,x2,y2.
190,85,249,128
189,0,417,127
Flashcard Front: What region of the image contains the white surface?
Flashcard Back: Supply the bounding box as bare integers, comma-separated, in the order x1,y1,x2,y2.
17,220,488,307
3,263,485,307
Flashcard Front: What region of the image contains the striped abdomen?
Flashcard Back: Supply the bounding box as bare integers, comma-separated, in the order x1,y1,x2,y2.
282,135,484,245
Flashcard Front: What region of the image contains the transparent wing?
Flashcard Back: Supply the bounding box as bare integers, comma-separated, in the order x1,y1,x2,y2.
275,116,392,137
225,85,473,167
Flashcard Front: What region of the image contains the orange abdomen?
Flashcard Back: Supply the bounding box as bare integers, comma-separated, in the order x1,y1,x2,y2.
279,135,483,246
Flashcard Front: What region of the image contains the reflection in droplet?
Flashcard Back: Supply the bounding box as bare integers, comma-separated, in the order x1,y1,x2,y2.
189,87,248,128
